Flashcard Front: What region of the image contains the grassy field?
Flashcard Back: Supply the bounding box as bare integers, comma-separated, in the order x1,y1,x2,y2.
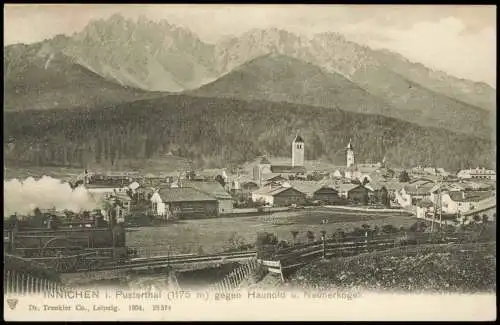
126,208,415,255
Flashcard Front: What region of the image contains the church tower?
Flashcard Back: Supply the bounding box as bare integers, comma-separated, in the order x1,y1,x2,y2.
292,133,305,167
346,139,355,168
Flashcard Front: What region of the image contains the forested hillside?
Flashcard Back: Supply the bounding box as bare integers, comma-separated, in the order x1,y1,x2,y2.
3,95,494,171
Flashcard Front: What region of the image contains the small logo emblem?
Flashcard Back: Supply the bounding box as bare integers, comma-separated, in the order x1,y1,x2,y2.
7,298,19,310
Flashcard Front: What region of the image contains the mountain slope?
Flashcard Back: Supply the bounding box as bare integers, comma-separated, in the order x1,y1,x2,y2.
55,14,217,92
4,42,164,111
18,16,493,114
215,29,495,112
190,54,397,116
4,17,494,138
190,53,493,140
371,48,496,112
4,95,494,172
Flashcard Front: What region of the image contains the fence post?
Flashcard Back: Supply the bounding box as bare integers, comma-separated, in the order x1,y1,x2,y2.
21,273,25,296
364,232,368,253
30,275,34,294
322,235,326,259
6,271,11,294
15,271,20,295
25,274,29,295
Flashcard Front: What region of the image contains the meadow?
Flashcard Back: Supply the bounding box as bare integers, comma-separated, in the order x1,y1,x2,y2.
126,207,416,256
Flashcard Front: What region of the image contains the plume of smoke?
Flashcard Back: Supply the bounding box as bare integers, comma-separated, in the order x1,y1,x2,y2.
4,176,99,218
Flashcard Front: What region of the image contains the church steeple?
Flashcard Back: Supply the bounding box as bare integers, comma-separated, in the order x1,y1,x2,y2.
346,138,355,168
346,138,353,150
293,132,304,143
292,132,305,167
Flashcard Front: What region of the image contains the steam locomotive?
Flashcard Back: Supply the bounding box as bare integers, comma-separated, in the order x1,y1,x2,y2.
4,212,136,273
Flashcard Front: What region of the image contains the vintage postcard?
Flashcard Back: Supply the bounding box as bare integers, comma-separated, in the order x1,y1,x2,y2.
3,4,496,321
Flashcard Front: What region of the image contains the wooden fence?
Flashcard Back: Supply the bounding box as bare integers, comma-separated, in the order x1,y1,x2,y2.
4,270,66,296
258,231,478,281
209,259,260,293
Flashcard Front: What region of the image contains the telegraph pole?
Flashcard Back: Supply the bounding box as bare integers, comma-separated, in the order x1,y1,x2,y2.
438,181,443,231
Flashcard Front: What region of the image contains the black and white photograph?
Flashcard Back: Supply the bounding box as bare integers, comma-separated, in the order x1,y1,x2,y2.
3,4,496,321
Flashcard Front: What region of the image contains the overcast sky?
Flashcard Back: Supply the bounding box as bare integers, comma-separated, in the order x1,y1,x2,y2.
4,4,496,87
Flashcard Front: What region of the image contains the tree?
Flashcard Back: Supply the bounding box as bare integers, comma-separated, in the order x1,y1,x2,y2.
333,229,345,242
291,231,299,245
382,224,399,234
215,174,226,188
399,170,411,183
32,208,45,228
379,186,390,207
306,230,315,243
255,232,278,258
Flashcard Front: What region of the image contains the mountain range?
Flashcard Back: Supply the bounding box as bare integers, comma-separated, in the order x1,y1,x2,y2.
4,41,164,111
3,14,496,171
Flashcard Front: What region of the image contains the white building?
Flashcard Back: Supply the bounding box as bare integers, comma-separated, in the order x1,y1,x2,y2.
150,191,168,218
457,167,496,180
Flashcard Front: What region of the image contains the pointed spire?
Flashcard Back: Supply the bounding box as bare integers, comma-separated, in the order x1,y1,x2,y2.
346,138,353,150
293,131,304,143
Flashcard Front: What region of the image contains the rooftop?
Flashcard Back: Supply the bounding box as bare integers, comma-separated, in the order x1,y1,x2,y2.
182,181,232,200
253,185,305,197
337,183,364,192
158,187,217,203
270,165,306,173
293,134,304,143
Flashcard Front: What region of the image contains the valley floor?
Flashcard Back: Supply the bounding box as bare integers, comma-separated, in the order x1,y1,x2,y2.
127,208,416,256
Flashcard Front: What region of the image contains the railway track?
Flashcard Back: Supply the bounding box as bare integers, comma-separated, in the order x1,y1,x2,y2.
76,250,257,273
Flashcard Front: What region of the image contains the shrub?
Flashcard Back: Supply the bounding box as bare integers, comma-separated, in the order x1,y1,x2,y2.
306,230,315,243
382,224,399,234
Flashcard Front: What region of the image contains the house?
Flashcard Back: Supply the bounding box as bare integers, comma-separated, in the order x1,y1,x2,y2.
460,181,495,191
251,186,307,207
89,192,131,223
332,170,343,179
431,189,494,215
461,196,496,222
84,179,130,197
336,184,371,204
263,175,288,184
113,193,132,214
182,181,234,214
153,187,218,219
150,191,169,220
240,181,259,191
401,182,435,205
286,181,323,198
312,186,341,204
457,167,496,180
